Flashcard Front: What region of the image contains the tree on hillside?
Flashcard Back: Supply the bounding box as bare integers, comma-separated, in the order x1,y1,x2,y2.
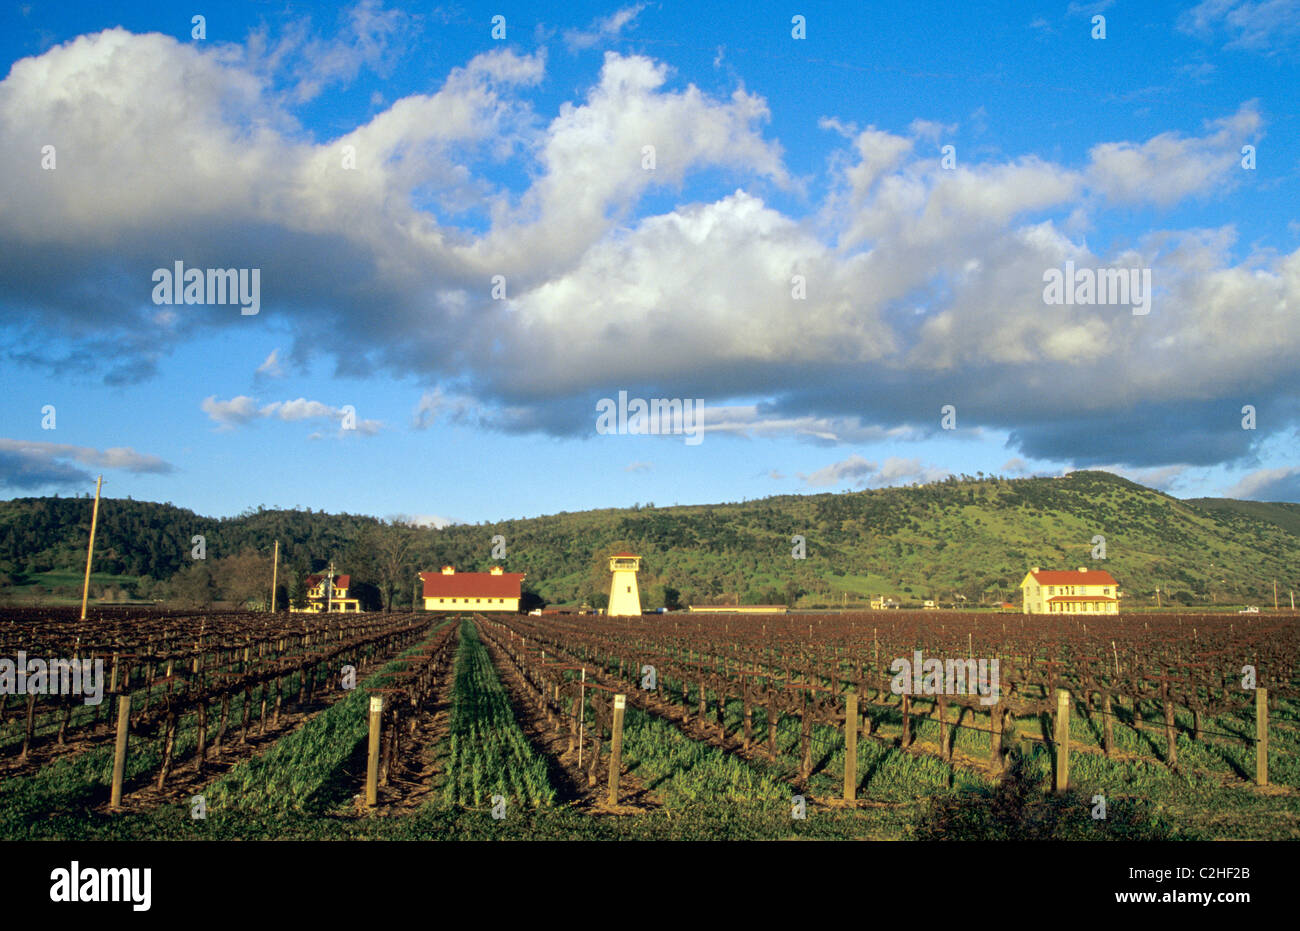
211,549,272,609
168,561,217,608
289,560,310,609
364,524,416,612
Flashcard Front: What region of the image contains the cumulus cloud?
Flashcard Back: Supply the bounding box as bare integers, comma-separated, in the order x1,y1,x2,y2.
1074,464,1191,493
798,455,878,488
1085,104,1260,206
202,396,382,435
0,26,1295,476
1178,0,1300,51
0,438,174,490
255,350,285,380
1222,466,1300,500
392,513,458,528
564,3,647,51
797,455,950,489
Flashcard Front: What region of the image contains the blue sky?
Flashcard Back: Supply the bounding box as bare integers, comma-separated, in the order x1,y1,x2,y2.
1,0,1298,523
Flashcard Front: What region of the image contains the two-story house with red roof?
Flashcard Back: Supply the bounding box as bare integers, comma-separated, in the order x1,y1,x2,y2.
292,574,362,613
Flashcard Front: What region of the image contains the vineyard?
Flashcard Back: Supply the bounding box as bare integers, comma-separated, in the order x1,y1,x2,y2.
2,607,1298,840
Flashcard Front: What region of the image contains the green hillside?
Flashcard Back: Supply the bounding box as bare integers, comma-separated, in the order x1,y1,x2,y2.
1,471,1296,609
1184,497,1300,539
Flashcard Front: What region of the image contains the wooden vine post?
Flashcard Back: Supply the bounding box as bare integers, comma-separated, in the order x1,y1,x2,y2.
988,704,1002,772
109,693,131,810
843,689,858,802
607,694,626,805
366,693,383,808
1053,688,1070,793
1256,687,1268,787
1101,691,1113,757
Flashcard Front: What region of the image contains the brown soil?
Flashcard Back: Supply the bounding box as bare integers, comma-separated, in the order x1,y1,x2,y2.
93,649,399,814
353,636,459,816
1,709,122,778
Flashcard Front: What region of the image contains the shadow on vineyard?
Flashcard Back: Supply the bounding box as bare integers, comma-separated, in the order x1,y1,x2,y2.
913,754,1189,840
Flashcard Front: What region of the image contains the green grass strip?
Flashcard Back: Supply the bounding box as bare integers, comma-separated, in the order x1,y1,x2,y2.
442,619,555,808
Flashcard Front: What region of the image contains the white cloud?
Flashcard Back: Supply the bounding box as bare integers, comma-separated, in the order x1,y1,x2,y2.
1178,0,1300,51
255,350,285,379
874,457,952,486
1222,466,1300,500
1085,103,1260,206
201,395,261,428
1080,464,1191,492
0,30,1296,473
202,396,382,435
564,4,648,51
796,455,950,489
398,513,458,528
0,438,173,490
798,455,878,488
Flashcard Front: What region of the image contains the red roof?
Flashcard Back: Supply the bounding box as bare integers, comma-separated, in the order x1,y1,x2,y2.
420,570,524,599
611,551,639,558
1029,569,1116,586
305,574,350,589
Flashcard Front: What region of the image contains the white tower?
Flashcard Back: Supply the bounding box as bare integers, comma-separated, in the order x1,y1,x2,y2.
607,552,642,616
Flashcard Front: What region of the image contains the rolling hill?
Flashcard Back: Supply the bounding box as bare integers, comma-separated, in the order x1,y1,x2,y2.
0,470,1296,609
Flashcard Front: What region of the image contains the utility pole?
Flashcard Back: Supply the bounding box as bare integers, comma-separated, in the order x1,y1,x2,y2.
1274,579,1278,612
270,540,279,612
79,475,104,621
326,560,335,614
414,577,420,611
1155,586,1161,609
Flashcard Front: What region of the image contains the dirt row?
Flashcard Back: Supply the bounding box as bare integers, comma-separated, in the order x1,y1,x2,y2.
109,641,412,814
475,618,658,814
479,619,1007,800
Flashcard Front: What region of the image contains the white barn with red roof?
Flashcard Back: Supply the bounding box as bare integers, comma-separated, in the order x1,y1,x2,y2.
1020,567,1119,614
419,565,525,612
